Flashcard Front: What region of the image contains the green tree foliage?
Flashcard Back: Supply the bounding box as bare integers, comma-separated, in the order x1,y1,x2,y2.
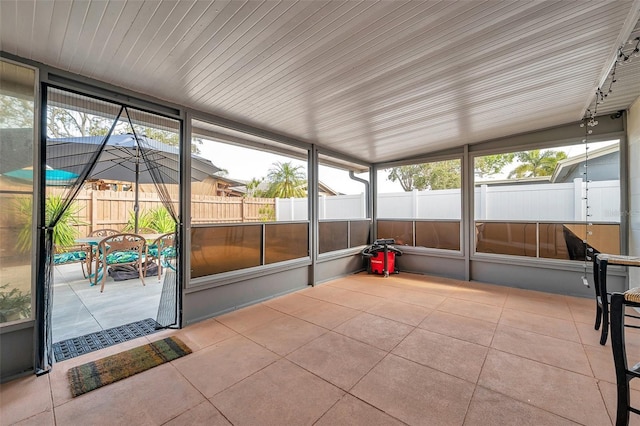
137,127,202,154
43,106,202,153
47,107,111,137
245,177,265,198
0,95,33,128
507,149,568,178
474,153,515,178
264,161,307,198
387,160,461,191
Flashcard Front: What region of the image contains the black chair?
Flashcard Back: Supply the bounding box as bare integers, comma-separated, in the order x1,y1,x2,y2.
594,253,610,345
610,290,640,425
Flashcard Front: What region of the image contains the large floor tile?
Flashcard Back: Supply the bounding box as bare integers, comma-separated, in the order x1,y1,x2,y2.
215,304,285,333
303,285,384,311
576,319,609,347
173,318,237,351
211,359,344,425
499,308,580,342
0,374,52,426
351,354,475,426
479,349,610,426
291,299,360,329
54,364,205,426
437,298,502,323
449,282,508,307
567,298,598,325
243,314,326,355
387,275,459,297
491,324,592,375
419,310,496,346
172,334,279,398
10,410,55,426
598,380,640,426
333,312,414,351
389,288,446,309
326,276,372,291
504,293,573,321
262,292,325,315
344,280,411,298
365,299,431,326
464,386,579,425
393,328,488,383
287,332,386,390
163,401,231,426
315,394,405,426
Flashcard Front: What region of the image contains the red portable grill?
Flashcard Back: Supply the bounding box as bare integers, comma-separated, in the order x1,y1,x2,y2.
361,239,403,277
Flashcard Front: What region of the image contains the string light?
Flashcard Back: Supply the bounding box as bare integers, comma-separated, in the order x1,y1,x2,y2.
580,34,637,286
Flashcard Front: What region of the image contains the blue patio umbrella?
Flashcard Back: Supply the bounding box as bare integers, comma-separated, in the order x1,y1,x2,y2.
3,166,79,186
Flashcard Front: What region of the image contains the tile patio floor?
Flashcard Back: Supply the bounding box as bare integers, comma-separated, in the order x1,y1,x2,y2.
2,272,640,425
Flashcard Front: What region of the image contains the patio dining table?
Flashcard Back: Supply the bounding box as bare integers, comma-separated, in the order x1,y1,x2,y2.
75,233,164,246
75,233,165,283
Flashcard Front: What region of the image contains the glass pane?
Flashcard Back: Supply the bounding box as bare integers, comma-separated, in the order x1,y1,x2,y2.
475,222,537,257
190,225,262,277
415,221,460,250
377,159,461,252
0,60,35,324
474,141,621,261
190,133,308,224
350,220,371,247
265,223,308,264
539,223,570,260
377,221,413,246
377,159,461,219
318,158,369,220
319,222,348,253
540,223,620,260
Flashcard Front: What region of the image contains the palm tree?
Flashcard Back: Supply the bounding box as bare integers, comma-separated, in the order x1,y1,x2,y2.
245,177,265,197
265,161,306,198
508,149,567,178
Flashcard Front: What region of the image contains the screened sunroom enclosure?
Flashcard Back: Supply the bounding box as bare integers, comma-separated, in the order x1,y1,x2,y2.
0,51,634,380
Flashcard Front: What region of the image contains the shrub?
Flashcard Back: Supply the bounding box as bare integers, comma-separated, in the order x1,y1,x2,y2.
16,195,84,253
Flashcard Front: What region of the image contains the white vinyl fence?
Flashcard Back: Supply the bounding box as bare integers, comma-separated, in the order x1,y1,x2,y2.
276,193,367,221
275,179,620,223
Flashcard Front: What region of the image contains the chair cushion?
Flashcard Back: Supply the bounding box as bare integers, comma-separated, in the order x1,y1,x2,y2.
105,251,139,264
54,251,87,265
161,247,176,258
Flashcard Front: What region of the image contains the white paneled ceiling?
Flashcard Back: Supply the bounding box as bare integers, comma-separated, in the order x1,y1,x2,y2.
1,0,639,164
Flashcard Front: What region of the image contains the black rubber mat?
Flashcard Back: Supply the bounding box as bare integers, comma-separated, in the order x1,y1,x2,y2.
53,318,162,362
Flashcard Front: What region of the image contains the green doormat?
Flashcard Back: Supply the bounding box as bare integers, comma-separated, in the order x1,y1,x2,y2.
67,336,192,397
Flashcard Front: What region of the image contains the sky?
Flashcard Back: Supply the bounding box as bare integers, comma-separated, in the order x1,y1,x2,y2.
196,138,620,194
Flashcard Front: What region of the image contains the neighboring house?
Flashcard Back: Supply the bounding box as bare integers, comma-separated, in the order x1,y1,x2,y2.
191,175,246,197
137,175,246,197
550,144,619,183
